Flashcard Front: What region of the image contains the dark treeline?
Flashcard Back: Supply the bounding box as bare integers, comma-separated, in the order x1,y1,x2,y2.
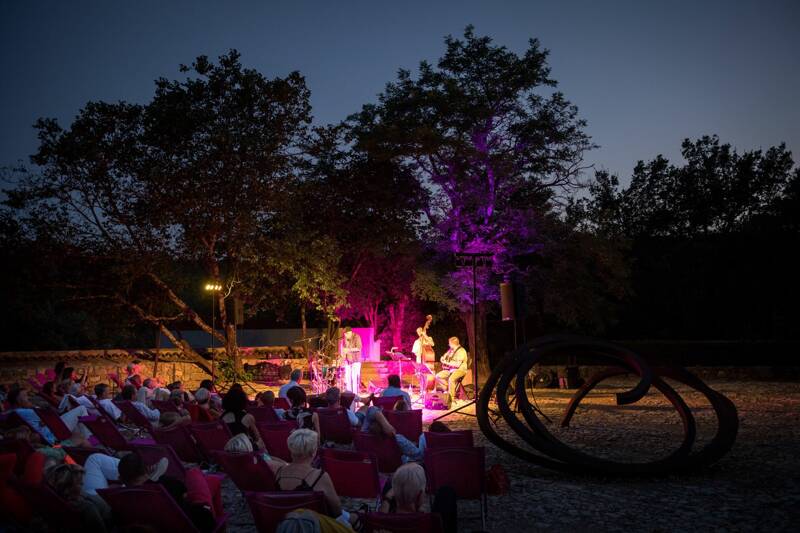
1,29,798,374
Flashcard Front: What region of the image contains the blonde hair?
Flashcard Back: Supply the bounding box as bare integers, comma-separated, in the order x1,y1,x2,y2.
153,388,171,402
392,462,426,507
224,433,254,453
286,428,318,460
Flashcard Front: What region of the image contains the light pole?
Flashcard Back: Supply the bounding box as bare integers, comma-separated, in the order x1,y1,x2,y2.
204,282,222,382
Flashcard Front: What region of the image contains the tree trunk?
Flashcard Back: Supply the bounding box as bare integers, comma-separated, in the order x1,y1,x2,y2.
390,296,408,349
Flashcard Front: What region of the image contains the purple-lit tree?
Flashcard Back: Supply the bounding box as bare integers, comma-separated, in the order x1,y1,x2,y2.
348,27,594,377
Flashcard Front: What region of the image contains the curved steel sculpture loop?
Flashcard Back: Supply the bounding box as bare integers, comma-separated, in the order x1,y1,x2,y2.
477,335,739,476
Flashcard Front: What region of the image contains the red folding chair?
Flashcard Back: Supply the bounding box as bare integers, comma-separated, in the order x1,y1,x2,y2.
373,396,400,410
353,431,403,474
315,407,353,444
321,448,381,505
385,409,423,442
423,429,474,449
152,423,203,463
189,421,232,462
98,483,227,532
364,511,444,533
246,406,280,424
131,443,187,482
62,446,101,466
113,400,156,432
425,446,487,530
244,490,325,533
107,372,124,390
273,397,291,410
33,407,73,441
256,423,293,462
11,478,83,525
213,451,277,492
0,438,35,477
78,415,155,451
89,397,117,421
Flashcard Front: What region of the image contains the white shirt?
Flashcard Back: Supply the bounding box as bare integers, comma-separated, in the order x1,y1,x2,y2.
98,398,122,420
278,380,299,399
132,401,161,422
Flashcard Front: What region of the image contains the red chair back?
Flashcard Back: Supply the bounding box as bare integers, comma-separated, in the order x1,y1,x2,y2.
11,479,83,524
315,407,353,444
107,372,124,389
385,409,423,442
373,396,400,410
246,406,279,424
214,451,277,492
245,490,325,533
98,483,203,532
365,512,444,533
256,423,293,462
62,446,99,466
273,397,291,410
0,439,35,477
423,429,474,449
189,421,232,460
131,443,187,482
321,449,381,499
152,423,202,463
113,400,155,432
33,407,72,441
353,431,403,473
79,415,129,450
424,446,486,499
151,400,181,414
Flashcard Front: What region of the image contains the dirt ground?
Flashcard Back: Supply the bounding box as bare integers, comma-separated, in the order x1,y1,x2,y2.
224,379,800,532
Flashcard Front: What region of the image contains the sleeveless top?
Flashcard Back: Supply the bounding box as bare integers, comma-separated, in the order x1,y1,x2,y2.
274,465,325,491
222,409,248,436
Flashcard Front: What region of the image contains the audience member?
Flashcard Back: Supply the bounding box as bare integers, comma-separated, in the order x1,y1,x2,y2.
381,374,412,408
278,369,303,399
7,388,90,444
94,383,122,421
45,462,111,531
312,387,359,438
121,384,160,423
379,462,458,533
285,386,314,429
220,385,266,450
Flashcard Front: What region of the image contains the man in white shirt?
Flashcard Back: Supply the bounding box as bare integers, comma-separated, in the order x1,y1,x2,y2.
279,369,303,399
94,383,122,420
121,384,160,422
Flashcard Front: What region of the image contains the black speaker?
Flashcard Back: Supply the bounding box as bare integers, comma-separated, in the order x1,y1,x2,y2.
234,297,244,325
500,282,515,321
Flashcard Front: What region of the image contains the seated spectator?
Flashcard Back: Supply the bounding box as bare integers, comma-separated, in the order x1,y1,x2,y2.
159,410,191,430
381,374,412,408
36,381,61,408
4,425,88,465
94,383,122,421
141,378,157,399
60,381,96,412
123,361,142,387
196,379,222,408
7,388,90,445
284,386,313,429
221,385,266,450
278,369,303,399
360,404,423,464
418,421,451,453
312,387,359,437
121,384,160,423
45,463,111,532
194,388,221,421
379,462,458,533
267,429,356,528
168,381,195,402
117,452,215,533
153,387,171,403
256,390,285,419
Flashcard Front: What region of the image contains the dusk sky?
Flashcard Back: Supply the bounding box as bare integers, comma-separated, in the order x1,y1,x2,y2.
1,0,798,184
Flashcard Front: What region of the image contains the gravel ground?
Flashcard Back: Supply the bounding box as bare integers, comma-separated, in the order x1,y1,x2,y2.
225,379,800,532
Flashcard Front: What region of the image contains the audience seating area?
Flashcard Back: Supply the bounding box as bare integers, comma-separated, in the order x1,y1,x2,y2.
0,367,490,532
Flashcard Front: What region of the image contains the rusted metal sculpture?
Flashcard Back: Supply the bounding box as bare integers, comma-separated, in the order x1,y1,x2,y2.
477,335,739,475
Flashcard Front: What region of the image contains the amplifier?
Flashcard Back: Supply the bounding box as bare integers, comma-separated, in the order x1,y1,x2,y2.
424,391,451,410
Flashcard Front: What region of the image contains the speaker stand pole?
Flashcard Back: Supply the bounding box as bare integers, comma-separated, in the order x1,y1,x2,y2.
433,252,490,422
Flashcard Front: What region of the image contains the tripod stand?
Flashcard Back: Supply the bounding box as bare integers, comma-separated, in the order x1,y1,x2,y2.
434,252,492,422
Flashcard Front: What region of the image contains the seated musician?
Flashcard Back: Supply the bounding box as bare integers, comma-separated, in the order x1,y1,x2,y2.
435,337,468,402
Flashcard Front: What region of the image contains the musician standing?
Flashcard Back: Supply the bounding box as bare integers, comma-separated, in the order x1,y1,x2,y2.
412,326,435,364
436,336,468,401
341,327,363,394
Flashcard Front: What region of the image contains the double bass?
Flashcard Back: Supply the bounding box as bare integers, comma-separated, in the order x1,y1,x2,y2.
419,315,436,364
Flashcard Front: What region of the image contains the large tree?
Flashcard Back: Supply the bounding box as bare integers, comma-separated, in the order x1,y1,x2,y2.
347,27,594,378
5,51,312,377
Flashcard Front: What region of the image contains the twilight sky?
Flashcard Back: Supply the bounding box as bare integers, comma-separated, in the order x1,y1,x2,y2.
1,0,798,184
